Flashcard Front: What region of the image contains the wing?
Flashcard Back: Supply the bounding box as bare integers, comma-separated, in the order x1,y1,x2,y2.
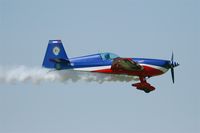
111,58,143,71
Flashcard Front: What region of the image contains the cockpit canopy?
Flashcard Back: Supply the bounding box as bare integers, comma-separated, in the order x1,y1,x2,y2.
100,52,119,60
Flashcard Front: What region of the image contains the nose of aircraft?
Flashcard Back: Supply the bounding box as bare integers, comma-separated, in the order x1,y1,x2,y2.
171,61,179,68
162,53,179,83
169,52,179,83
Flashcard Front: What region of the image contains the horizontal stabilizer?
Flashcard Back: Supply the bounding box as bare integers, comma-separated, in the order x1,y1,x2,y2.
50,58,70,65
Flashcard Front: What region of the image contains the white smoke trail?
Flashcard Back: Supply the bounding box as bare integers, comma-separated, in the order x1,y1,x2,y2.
0,66,139,84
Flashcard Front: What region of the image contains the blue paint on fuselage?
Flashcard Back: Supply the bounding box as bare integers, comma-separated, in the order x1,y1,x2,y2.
133,58,171,69
69,54,112,68
65,53,170,69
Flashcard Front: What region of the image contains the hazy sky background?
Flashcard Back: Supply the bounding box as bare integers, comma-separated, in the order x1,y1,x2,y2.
0,0,199,133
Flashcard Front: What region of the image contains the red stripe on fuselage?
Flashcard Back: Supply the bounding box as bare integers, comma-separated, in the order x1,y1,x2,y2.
93,65,164,77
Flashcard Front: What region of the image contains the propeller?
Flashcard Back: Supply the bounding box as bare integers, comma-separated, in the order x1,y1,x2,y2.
170,52,179,83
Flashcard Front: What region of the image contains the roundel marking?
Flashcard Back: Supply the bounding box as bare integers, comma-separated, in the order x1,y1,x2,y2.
53,47,60,56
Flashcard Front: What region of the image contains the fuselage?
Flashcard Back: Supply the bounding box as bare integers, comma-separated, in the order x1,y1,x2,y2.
67,53,171,78
42,40,179,93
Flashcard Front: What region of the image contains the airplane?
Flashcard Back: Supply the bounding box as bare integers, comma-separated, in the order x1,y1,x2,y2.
42,40,179,93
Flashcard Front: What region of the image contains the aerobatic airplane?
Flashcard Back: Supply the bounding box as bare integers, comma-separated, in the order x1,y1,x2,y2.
42,40,179,93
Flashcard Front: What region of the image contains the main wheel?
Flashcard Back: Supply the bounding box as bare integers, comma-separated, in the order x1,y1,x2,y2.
144,89,151,93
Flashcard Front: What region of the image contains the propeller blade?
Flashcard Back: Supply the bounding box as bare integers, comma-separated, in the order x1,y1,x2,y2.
171,52,174,63
171,67,175,83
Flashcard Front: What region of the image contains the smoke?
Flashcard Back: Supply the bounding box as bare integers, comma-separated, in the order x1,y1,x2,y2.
0,65,139,84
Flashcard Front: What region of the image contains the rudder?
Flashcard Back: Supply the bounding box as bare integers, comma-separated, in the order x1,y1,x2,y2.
42,40,69,69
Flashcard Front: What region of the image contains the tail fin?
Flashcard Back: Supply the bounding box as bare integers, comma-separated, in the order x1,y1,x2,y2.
42,40,70,70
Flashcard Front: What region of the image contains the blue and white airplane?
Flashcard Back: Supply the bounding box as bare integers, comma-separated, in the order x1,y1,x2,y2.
42,40,179,93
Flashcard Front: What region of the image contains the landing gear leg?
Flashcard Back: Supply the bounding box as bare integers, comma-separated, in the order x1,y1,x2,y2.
132,77,155,93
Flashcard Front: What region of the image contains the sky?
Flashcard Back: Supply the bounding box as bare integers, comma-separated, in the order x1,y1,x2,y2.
0,0,199,133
